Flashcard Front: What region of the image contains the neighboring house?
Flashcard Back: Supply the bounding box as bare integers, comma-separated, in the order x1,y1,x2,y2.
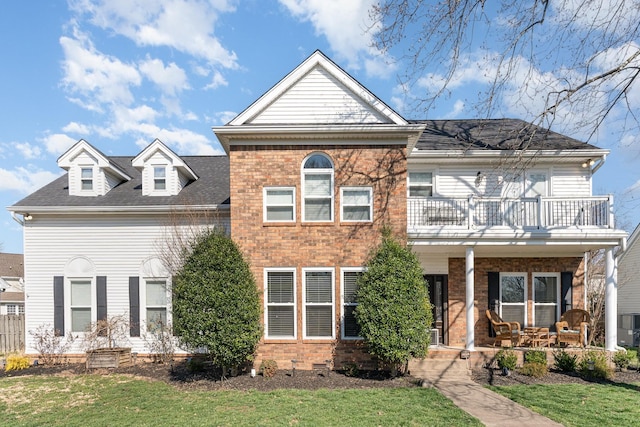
7,51,627,366
0,252,25,315
618,224,640,346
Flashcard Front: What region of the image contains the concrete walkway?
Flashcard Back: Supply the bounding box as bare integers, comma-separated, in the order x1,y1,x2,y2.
424,378,563,427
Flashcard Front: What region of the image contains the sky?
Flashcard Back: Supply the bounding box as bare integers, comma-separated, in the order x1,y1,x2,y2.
1,0,639,255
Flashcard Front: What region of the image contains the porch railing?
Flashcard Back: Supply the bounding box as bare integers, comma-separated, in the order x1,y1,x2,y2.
408,195,613,230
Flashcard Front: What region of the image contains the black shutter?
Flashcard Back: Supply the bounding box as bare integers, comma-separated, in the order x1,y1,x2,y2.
129,277,140,337
97,276,107,322
487,272,500,337
53,276,64,337
561,272,573,313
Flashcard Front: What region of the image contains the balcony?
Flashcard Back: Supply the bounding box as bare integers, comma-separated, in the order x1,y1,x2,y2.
408,196,614,231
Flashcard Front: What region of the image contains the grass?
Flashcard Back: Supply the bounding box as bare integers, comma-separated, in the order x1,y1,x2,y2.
489,382,640,427
0,374,481,426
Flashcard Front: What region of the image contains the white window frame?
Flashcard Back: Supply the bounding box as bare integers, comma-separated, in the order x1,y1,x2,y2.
340,187,373,222
7,304,17,315
302,268,335,339
302,153,334,222
142,278,170,334
532,273,560,328
341,267,365,340
153,166,167,191
499,272,527,327
80,166,94,191
66,277,95,333
263,187,296,222
264,268,297,339
408,171,434,197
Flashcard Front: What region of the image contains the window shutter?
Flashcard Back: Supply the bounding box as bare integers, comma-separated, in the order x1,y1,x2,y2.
97,276,107,322
129,277,140,337
561,272,573,314
53,276,64,337
487,272,500,337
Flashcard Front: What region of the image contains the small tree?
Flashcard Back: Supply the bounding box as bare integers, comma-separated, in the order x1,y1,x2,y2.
172,229,262,377
355,229,433,374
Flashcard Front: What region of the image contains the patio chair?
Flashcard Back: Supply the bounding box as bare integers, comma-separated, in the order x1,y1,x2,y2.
486,309,522,347
555,309,589,347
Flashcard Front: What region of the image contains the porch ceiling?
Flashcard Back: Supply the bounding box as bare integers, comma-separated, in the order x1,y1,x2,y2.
410,241,617,258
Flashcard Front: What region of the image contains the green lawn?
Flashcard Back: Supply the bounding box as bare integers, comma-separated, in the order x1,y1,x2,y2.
0,374,481,426
489,382,640,427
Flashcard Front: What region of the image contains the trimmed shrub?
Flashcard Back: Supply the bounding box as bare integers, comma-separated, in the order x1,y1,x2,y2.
553,349,577,372
520,362,548,378
260,359,278,378
524,349,547,366
577,350,613,380
5,354,30,372
495,349,517,371
612,349,632,370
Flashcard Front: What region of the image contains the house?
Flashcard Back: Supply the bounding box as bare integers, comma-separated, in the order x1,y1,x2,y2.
618,224,640,347
7,50,627,367
0,253,24,315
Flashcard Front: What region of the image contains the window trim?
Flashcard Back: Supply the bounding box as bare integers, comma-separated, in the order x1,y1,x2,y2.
340,187,373,223
532,272,560,328
80,166,94,192
66,277,95,333
499,272,527,327
263,186,296,223
142,278,170,334
264,268,297,340
301,153,334,222
302,267,335,340
153,165,167,192
407,171,434,197
341,267,365,340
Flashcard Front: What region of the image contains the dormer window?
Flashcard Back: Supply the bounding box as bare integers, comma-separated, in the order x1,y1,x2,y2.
81,167,93,191
153,166,166,191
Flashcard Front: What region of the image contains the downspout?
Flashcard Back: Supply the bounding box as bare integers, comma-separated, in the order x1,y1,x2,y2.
591,154,607,174
11,211,24,226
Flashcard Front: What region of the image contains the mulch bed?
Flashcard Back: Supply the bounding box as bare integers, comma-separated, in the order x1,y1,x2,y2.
3,361,639,391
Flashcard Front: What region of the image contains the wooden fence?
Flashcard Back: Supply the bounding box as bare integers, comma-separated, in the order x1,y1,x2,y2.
0,314,25,353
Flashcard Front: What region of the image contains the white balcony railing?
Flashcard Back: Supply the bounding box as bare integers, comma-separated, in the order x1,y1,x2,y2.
408,196,613,230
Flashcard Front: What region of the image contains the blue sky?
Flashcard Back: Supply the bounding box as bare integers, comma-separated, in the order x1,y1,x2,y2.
1,0,639,254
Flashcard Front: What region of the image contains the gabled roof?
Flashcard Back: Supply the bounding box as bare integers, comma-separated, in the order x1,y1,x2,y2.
132,139,198,181
0,253,23,278
8,156,229,212
229,50,407,126
57,139,131,181
619,223,640,263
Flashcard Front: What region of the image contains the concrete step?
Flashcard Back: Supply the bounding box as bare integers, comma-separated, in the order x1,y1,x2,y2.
409,358,471,381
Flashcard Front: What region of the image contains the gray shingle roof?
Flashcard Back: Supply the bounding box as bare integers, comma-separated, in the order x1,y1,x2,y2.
411,118,599,151
0,253,23,277
11,156,229,209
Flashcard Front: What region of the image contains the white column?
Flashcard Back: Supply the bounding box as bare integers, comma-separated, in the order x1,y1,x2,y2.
466,246,475,350
605,247,618,351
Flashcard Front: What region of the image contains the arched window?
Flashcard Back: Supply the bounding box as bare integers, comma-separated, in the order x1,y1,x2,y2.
302,153,334,222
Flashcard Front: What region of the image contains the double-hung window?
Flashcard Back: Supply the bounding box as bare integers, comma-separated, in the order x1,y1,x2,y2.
70,279,92,332
341,187,372,222
146,280,168,333
303,269,334,339
499,273,526,326
265,270,296,338
408,172,433,197
264,187,295,222
533,273,559,329
341,268,363,339
302,153,333,222
153,166,166,190
81,167,93,191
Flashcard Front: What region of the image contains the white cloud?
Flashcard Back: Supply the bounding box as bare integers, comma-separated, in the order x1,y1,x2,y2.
139,57,189,96
40,133,78,155
213,110,237,125
14,142,42,160
279,0,394,77
204,70,228,90
69,0,239,69
60,30,141,108
62,122,91,135
0,166,61,194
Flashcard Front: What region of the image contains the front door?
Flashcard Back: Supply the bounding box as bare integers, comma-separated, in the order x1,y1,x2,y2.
424,275,448,346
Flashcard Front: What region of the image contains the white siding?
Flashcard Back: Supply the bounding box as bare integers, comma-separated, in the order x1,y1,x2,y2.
142,152,174,196
550,165,591,197
416,253,449,274
249,66,389,124
104,170,122,193
619,235,640,315
22,213,230,355
68,152,99,196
